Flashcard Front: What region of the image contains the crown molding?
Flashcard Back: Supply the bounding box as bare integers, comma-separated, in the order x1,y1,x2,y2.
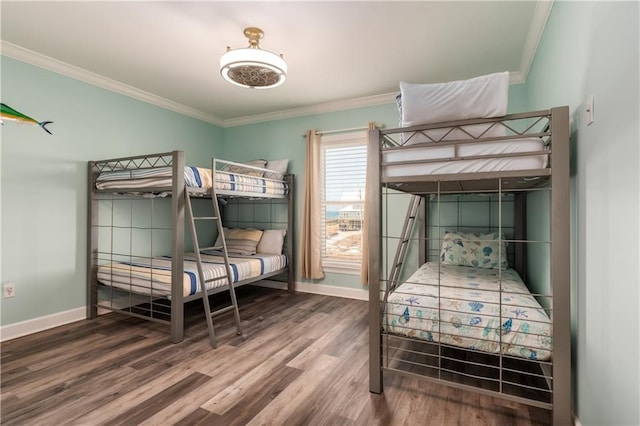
518,0,554,83
1,41,225,127
509,71,526,85
221,92,398,127
1,40,397,128
3,0,552,131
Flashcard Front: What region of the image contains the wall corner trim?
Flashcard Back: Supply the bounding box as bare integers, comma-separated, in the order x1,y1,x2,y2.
518,0,554,83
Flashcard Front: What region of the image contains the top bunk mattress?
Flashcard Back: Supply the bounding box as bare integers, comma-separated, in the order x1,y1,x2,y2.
388,72,554,179
381,137,548,178
95,164,288,197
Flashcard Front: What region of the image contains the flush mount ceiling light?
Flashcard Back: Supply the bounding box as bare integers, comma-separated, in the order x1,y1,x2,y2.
220,27,287,89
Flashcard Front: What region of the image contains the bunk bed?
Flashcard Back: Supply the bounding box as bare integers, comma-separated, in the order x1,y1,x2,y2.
367,75,570,425
87,151,294,347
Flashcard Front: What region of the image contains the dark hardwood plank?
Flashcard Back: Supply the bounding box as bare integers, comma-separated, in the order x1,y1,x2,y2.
202,366,303,426
201,336,311,414
177,407,222,425
0,287,551,425
244,353,342,425
2,333,150,394
105,372,212,426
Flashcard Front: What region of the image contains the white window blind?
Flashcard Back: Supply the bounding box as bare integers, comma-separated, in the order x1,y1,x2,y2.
320,131,367,272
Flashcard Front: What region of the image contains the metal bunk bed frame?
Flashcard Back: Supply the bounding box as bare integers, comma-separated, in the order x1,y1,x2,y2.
367,107,570,425
87,150,295,345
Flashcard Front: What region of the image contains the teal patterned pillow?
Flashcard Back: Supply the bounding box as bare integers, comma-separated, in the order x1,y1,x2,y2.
440,231,508,269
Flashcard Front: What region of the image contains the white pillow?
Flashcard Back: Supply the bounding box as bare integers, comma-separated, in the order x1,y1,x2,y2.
257,229,286,254
399,72,509,143
214,228,263,255
266,159,289,180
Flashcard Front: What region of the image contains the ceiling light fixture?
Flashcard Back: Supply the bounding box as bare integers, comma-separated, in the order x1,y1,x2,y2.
220,27,287,89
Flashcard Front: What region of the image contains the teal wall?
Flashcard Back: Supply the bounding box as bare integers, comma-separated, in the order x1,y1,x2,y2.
6,17,632,423
222,104,399,289
221,86,529,290
0,57,223,326
523,2,639,425
524,189,551,307
0,52,543,327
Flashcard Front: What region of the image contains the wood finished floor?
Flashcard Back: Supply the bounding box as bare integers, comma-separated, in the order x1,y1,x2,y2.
1,286,551,425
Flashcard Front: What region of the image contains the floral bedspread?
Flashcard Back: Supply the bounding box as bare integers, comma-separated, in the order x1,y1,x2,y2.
384,262,552,361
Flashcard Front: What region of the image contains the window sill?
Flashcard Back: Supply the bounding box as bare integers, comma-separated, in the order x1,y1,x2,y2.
322,261,361,276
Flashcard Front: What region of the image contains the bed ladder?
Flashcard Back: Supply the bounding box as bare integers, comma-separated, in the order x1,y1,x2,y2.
185,188,243,349
387,194,422,292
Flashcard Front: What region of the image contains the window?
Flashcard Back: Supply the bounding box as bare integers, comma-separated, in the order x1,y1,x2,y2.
320,131,367,273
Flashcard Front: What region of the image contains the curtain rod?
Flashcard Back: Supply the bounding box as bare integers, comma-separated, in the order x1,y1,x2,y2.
301,124,373,138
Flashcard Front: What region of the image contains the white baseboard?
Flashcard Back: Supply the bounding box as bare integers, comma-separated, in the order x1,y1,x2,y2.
254,279,369,301
1,282,368,342
0,307,86,342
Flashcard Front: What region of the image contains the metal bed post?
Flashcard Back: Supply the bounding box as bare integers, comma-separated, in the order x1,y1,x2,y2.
170,150,186,343
550,106,571,425
287,174,295,293
87,161,98,319
514,192,527,279
367,127,383,393
418,195,428,265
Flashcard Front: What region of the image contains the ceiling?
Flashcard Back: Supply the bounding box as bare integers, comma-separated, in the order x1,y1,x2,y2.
0,1,552,127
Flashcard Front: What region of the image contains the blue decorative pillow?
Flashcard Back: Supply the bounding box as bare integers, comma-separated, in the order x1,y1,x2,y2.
440,231,508,269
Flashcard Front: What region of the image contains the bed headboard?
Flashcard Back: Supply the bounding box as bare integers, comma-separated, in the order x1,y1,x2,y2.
419,192,526,278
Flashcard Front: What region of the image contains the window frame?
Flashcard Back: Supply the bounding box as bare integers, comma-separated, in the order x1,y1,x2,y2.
319,130,368,275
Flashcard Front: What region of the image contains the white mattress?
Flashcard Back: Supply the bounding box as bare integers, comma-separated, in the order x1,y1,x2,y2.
382,137,548,177
384,262,552,361
97,252,287,298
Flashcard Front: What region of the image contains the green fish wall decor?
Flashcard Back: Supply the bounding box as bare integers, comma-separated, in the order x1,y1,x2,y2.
1,103,53,134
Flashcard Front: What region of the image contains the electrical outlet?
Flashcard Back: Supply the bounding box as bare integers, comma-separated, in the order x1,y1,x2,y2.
3,282,16,298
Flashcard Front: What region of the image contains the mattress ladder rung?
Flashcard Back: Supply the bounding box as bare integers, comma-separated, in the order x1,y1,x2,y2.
186,183,244,349
199,245,223,252
210,305,236,318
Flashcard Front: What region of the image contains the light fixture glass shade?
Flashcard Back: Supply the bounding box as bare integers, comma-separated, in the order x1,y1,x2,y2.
220,27,287,89
220,48,287,89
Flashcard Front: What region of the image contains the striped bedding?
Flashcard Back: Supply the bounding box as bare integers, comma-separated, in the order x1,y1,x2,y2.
97,252,287,298
95,166,287,196
384,262,552,361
